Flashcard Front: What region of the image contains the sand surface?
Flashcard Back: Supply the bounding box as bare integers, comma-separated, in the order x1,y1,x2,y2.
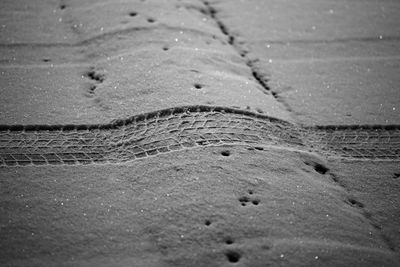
210,0,400,125
0,0,399,266
0,0,289,125
1,148,398,266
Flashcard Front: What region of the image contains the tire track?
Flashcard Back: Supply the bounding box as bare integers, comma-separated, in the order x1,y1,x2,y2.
305,124,400,159
0,105,399,166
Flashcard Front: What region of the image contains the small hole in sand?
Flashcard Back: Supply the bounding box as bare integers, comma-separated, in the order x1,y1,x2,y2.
163,46,169,51
129,12,138,17
194,83,203,89
239,196,249,203
254,146,264,151
225,237,234,245
221,150,230,157
314,163,329,175
225,251,241,263
60,4,66,9
86,69,105,83
42,58,51,62
205,220,211,226
147,18,155,23
252,199,260,205
248,190,253,195
348,198,364,208
394,173,400,179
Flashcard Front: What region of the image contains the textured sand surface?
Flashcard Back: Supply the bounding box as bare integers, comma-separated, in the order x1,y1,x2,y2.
1,148,398,266
208,0,400,125
0,0,399,266
329,161,400,253
0,0,289,125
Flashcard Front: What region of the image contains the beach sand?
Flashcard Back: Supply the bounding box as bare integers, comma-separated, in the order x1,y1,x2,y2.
1,0,399,266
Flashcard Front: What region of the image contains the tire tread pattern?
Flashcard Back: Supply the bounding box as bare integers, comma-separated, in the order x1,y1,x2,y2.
0,106,399,166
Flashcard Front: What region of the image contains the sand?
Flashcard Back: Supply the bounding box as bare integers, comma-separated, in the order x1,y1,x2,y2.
0,0,289,125
210,0,400,125
0,0,399,266
1,148,398,266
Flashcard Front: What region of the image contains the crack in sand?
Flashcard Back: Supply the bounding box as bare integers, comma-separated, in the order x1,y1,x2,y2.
0,105,399,166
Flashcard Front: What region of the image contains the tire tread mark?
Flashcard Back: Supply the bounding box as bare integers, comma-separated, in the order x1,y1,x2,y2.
304,125,400,160
0,105,399,166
